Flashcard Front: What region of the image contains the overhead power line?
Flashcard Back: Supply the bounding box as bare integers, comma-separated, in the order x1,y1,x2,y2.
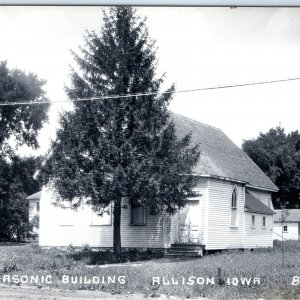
0,76,300,107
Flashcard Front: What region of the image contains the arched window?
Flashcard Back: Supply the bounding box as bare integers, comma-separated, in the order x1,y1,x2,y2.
231,186,238,226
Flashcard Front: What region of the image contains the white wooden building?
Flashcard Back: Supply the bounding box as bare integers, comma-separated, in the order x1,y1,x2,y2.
37,113,278,252
273,209,300,241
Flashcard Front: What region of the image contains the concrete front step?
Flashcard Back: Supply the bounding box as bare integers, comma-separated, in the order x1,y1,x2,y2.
167,249,201,253
167,244,204,258
169,246,202,250
171,243,202,247
167,251,203,257
167,253,201,258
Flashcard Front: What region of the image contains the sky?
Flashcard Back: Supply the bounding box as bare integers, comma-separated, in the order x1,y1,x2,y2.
0,6,299,156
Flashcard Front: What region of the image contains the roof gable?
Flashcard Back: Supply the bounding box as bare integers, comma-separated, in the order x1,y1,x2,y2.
26,191,41,200
171,113,278,191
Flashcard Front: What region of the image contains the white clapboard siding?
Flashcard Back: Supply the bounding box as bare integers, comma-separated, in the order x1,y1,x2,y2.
120,208,163,248
244,213,273,248
39,187,164,248
206,179,244,250
199,179,208,244
273,222,299,241
170,214,178,245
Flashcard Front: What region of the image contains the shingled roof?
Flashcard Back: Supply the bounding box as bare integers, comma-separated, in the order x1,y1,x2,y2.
274,209,300,222
245,191,275,215
171,113,278,192
26,191,41,200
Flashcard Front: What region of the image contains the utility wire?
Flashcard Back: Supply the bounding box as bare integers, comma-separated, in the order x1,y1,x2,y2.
0,76,300,107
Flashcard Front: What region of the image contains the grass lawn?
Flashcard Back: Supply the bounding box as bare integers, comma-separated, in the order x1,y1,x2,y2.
0,241,300,299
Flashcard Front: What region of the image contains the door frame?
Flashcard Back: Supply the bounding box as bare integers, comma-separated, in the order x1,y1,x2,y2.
176,199,200,244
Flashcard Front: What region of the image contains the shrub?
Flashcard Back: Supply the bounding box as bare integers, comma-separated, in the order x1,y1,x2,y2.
82,244,92,253
65,244,77,258
2,260,20,273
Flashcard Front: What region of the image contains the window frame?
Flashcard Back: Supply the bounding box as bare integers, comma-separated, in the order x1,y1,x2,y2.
283,225,288,232
262,215,266,228
130,204,147,226
230,185,238,227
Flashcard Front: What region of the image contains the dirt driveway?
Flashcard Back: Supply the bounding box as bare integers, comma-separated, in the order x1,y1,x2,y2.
0,285,203,300
0,285,136,300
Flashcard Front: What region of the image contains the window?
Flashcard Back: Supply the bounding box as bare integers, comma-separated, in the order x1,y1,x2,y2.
262,216,266,228
36,201,40,212
283,225,288,232
251,215,255,227
91,206,112,226
230,186,238,226
131,205,147,225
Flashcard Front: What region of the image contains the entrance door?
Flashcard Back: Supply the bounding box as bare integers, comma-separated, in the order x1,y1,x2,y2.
178,201,200,243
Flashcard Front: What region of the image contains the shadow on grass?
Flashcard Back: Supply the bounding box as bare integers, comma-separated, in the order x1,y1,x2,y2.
66,245,166,265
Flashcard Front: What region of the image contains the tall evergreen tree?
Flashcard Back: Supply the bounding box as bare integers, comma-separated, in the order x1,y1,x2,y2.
42,6,200,257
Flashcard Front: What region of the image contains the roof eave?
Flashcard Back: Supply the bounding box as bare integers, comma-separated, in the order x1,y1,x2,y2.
245,208,275,215
195,175,278,192
197,174,248,185
274,220,299,223
245,183,278,193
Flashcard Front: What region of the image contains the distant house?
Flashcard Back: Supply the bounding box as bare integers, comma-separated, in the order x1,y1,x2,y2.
273,209,300,241
26,191,41,236
37,113,278,254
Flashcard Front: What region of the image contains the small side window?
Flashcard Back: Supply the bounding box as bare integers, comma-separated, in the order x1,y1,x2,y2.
230,186,238,227
283,225,288,232
131,205,147,225
251,215,255,227
36,201,40,212
262,216,266,227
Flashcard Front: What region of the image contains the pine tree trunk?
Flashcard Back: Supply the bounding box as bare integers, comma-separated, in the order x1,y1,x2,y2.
113,200,122,259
